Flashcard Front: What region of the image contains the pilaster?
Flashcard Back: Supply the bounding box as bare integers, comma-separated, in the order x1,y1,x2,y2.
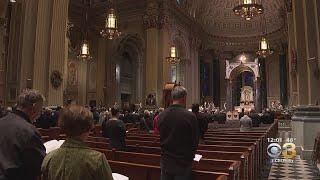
47,0,69,106
96,38,107,105
293,0,309,105
143,0,160,104
33,0,52,99
303,0,320,105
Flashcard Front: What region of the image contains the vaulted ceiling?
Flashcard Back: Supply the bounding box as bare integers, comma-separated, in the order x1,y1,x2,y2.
183,0,286,38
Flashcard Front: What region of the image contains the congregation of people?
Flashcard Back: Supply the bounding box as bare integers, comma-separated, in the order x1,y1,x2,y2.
0,87,278,180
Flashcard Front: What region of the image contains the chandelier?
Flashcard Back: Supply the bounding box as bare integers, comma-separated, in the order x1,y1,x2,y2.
78,2,92,61
256,13,273,58
78,40,92,60
166,46,180,65
101,8,121,39
233,0,264,21
256,37,273,58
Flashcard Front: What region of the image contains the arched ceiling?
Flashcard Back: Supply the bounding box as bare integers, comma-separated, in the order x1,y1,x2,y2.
184,0,286,38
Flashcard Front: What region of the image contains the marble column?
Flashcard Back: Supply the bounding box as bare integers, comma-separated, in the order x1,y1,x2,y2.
293,0,309,105
143,0,159,104
19,0,38,91
259,58,267,109
47,0,69,106
136,59,144,103
0,1,8,103
226,79,232,111
96,38,107,105
33,0,52,99
6,2,24,105
287,2,298,106
105,41,116,107
0,16,7,102
158,0,170,107
303,0,320,105
315,0,320,68
279,53,288,106
255,77,262,112
78,61,87,105
190,37,200,104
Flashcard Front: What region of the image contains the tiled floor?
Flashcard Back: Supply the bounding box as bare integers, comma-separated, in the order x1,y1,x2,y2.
266,129,320,180
268,158,320,180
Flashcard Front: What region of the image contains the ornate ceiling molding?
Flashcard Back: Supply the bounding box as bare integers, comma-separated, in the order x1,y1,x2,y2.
142,0,171,29
183,0,285,38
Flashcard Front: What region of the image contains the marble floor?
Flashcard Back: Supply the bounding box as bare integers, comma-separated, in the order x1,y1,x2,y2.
267,157,320,180
264,129,320,180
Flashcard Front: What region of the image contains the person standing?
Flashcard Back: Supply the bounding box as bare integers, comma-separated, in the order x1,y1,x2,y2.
41,105,113,180
153,108,164,134
102,107,127,151
158,86,199,180
0,89,46,180
192,104,208,143
240,111,253,132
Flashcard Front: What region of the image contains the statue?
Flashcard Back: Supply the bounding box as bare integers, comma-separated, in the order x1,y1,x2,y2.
146,93,156,106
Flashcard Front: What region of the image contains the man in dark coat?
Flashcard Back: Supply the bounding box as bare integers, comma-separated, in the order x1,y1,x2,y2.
158,86,199,180
0,89,46,180
102,107,127,151
192,103,208,141
249,110,261,127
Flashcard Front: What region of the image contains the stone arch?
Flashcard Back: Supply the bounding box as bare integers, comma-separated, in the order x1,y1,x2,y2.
112,34,145,104
229,64,256,81
226,54,259,80
225,53,261,112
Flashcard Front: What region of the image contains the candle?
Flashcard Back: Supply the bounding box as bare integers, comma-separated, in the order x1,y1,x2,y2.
108,14,116,28
244,0,252,4
82,43,88,55
170,46,176,58
261,38,268,50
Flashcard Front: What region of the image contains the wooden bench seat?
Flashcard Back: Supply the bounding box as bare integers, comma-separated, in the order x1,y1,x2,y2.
98,149,239,179
109,160,229,180
89,142,253,179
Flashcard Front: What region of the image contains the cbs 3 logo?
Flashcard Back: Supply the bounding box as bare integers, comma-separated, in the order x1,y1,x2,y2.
267,143,297,159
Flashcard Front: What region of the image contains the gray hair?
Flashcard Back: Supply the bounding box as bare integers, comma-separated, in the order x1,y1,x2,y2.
17,89,45,108
171,86,187,100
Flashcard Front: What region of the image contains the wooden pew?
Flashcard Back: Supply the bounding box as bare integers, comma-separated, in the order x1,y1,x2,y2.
98,149,239,180
38,127,61,140
89,141,253,180
39,121,277,180
109,160,228,180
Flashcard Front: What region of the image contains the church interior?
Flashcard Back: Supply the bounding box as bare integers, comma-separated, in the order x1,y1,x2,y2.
0,0,320,179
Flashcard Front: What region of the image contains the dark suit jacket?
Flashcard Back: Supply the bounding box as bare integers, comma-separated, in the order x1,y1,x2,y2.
195,112,208,139
0,110,46,180
158,104,199,175
102,119,127,151
249,113,261,127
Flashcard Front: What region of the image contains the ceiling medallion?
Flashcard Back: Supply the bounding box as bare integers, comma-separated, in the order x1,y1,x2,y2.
233,0,264,21
256,37,273,58
100,8,121,40
166,46,180,65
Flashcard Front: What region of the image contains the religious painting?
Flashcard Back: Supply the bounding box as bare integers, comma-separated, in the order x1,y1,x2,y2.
88,62,97,92
67,61,77,86
146,93,156,106
243,71,254,87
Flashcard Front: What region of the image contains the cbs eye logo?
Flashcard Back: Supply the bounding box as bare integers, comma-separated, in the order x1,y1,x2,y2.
267,143,297,159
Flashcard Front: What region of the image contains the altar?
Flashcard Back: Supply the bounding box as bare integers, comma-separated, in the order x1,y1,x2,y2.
235,86,255,112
